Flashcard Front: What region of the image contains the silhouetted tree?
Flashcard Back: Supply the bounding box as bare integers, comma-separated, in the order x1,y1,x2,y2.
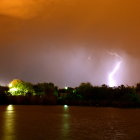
136,83,140,94
0,86,9,104
33,83,58,96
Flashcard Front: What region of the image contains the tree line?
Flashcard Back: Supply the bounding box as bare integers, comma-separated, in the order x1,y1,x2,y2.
0,79,140,107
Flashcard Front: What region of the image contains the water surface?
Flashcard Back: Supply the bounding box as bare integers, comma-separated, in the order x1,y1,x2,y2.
0,105,140,140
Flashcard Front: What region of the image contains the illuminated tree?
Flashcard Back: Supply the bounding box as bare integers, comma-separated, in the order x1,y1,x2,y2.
8,79,35,96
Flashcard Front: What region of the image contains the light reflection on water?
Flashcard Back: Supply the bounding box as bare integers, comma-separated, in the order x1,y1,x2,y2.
0,106,140,140
2,105,16,140
61,105,70,139
102,109,126,140
7,105,14,111
60,107,128,140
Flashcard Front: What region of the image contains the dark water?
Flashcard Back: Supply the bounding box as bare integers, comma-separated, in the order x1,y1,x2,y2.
0,106,140,140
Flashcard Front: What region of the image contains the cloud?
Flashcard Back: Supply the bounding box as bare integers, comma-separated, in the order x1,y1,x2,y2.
0,0,140,86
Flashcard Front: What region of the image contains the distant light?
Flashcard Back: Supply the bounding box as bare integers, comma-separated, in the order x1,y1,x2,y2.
65,86,68,90
64,105,68,108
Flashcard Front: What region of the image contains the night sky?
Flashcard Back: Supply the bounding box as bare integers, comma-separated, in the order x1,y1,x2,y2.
0,0,140,87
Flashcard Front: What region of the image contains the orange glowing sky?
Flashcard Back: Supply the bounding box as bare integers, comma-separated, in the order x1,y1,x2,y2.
0,0,139,53
0,0,40,18
0,0,140,86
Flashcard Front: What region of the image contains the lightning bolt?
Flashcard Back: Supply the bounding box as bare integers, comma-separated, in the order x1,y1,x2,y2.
108,52,122,87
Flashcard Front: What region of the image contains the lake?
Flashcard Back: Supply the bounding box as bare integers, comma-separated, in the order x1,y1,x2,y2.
0,105,140,140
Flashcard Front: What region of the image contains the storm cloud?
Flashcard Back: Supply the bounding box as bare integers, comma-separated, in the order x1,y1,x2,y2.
0,0,140,87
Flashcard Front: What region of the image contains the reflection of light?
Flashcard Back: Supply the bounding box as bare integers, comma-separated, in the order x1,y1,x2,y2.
2,105,15,139
61,106,70,139
7,105,14,111
64,105,69,112
64,105,68,108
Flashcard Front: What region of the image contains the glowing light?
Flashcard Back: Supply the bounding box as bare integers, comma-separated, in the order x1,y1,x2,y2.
7,105,14,111
108,52,122,87
9,83,12,88
65,86,68,90
64,105,68,108
2,105,15,140
108,61,122,87
9,88,18,92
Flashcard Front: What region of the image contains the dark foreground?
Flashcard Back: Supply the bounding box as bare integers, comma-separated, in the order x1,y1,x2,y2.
0,105,140,140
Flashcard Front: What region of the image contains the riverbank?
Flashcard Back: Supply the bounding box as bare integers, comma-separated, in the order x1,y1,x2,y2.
1,95,140,108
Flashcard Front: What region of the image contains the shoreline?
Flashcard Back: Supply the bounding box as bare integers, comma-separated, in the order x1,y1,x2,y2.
1,95,140,108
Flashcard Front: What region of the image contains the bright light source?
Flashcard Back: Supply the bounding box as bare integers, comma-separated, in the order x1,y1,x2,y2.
9,87,18,92
108,52,122,87
65,86,68,90
108,61,122,87
9,83,12,88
